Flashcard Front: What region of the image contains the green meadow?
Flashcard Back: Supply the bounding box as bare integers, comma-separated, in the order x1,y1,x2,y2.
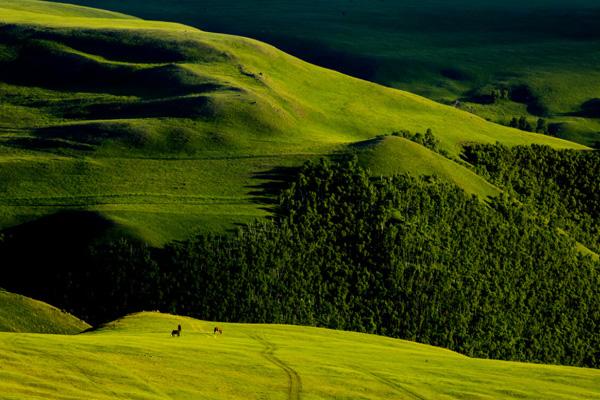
0,289,89,334
0,3,598,398
0,309,599,400
48,0,600,147
0,0,587,244
356,136,502,198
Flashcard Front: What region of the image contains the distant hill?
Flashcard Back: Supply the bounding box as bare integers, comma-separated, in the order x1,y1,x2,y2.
0,311,598,399
49,0,600,148
0,289,89,333
0,0,587,244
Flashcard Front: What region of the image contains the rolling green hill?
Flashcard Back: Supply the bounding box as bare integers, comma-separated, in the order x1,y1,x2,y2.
0,289,89,334
48,0,600,147
0,311,598,399
1,0,134,19
0,0,588,244
355,136,502,198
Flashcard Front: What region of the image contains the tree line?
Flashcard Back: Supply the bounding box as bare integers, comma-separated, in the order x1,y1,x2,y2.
463,143,599,254
0,154,598,367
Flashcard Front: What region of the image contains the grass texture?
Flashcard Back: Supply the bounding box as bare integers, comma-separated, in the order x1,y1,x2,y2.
0,0,588,244
0,311,598,399
0,289,89,334
46,0,600,146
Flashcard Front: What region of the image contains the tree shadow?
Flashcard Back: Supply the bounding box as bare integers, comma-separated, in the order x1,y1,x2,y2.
0,211,133,322
246,166,301,214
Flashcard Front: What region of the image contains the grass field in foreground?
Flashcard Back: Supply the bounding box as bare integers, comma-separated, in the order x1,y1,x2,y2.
0,0,588,244
0,311,598,400
0,289,89,334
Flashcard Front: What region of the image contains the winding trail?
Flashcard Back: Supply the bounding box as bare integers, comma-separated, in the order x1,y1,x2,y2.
368,371,427,400
249,334,302,400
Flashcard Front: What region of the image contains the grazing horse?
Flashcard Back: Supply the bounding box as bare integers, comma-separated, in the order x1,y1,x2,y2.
171,324,181,337
213,327,223,335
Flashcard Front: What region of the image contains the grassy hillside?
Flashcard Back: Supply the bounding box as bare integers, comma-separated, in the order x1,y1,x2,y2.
0,289,89,334
1,0,134,19
356,136,502,198
0,312,598,400
49,0,600,147
0,0,588,244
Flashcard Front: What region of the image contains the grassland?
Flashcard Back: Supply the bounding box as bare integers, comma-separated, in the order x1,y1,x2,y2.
0,0,589,244
0,289,89,334
0,311,597,399
50,0,600,147
356,136,502,198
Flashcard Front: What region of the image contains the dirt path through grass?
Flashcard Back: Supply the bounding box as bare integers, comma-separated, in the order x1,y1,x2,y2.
369,371,427,400
249,334,302,400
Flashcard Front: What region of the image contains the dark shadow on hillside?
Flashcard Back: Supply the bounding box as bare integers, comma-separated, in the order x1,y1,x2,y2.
0,26,231,98
459,84,551,116
0,51,225,98
246,166,300,214
347,137,383,150
574,98,600,118
0,24,229,64
0,211,133,324
260,35,378,82
1,137,94,152
460,89,496,105
244,152,356,215
35,122,149,148
509,84,549,117
42,28,228,64
59,94,220,120
440,67,472,82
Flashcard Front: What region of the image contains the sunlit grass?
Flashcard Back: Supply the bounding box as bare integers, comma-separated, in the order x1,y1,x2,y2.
0,0,589,243
0,311,598,399
0,289,89,334
45,0,600,146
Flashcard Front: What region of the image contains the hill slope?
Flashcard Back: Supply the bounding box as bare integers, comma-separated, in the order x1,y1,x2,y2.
356,136,502,198
0,313,600,399
0,311,598,399
1,0,134,19
0,289,89,334
0,0,587,243
47,0,600,147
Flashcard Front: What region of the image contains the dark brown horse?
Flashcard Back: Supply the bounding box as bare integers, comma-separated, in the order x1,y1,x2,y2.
213,327,222,335
171,324,181,337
